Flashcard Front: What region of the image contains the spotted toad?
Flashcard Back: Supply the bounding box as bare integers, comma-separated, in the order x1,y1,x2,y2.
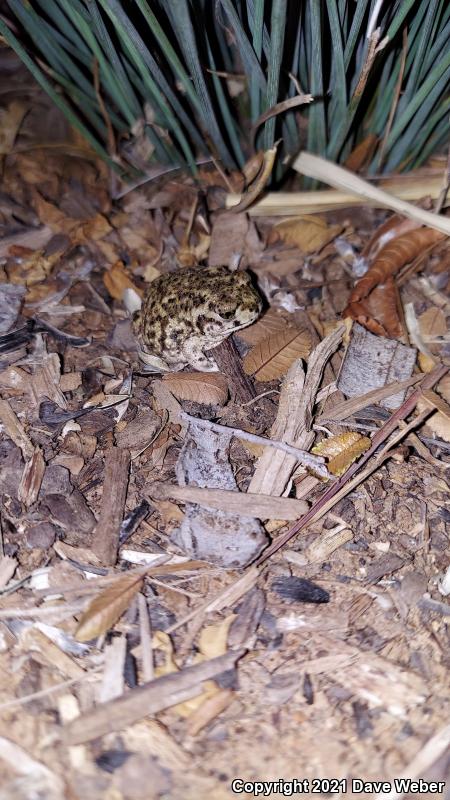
133,266,262,372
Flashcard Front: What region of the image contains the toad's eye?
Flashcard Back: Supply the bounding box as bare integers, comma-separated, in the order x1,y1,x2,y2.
221,310,235,320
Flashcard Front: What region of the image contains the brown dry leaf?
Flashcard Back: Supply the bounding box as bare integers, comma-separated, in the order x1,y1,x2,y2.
312,431,371,476
78,213,112,243
208,212,249,268
18,447,45,507
153,630,179,676
32,191,79,234
349,227,445,304
178,233,211,268
162,372,228,405
270,215,342,254
7,248,61,287
103,260,143,300
350,277,403,338
32,191,111,245
344,133,378,172
0,101,29,155
243,327,311,381
242,150,264,184
361,215,420,261
154,499,185,526
230,143,278,212
418,306,447,341
75,571,144,642
238,308,295,346
420,389,450,419
198,615,236,659
419,408,450,442
152,630,219,717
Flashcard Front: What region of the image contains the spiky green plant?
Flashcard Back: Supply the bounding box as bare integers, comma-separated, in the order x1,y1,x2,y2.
1,1,449,180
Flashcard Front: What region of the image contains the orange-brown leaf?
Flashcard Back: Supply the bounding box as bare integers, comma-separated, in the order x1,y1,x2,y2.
162,372,228,405
345,278,403,338
351,228,445,303
238,309,295,347
361,215,420,261
103,260,142,300
312,431,371,476
418,306,447,340
243,327,311,381
75,572,144,642
344,133,378,172
269,215,342,254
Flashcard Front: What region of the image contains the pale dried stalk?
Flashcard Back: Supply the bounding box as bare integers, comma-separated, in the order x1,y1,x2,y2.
151,483,308,520
179,411,327,475
226,175,450,216
317,375,423,422
249,324,345,496
292,153,450,235
0,399,34,459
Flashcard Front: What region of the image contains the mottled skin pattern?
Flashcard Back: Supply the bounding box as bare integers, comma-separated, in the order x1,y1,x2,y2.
133,266,262,372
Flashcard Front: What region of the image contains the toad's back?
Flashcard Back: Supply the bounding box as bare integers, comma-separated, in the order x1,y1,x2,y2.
133,266,262,372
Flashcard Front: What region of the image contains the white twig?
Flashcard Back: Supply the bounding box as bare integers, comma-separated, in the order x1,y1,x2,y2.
366,0,385,40
180,412,329,477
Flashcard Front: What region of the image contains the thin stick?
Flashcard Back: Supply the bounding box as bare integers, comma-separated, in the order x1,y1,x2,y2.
255,364,447,565
138,593,153,682
179,411,329,476
0,668,101,712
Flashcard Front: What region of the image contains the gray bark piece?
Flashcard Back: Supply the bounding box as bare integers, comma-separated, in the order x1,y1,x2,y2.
43,489,96,535
0,284,25,332
172,421,268,567
337,323,417,410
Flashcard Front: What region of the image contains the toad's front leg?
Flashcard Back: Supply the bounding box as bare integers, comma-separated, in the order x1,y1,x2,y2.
181,339,219,372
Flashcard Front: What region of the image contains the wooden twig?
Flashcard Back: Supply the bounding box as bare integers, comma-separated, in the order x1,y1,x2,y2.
92,447,131,566
207,336,257,403
179,412,328,476
149,483,309,521
62,649,245,745
255,364,448,565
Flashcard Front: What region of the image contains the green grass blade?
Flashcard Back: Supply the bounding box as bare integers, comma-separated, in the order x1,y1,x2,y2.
326,0,347,126
263,0,287,149
96,0,198,170
307,0,326,157
35,0,91,58
384,63,450,170
401,0,440,104
248,0,264,122
167,0,233,164
133,0,204,122
85,0,142,121
384,0,417,41
343,0,370,70
384,50,450,154
219,0,267,92
205,36,245,166
7,0,98,101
